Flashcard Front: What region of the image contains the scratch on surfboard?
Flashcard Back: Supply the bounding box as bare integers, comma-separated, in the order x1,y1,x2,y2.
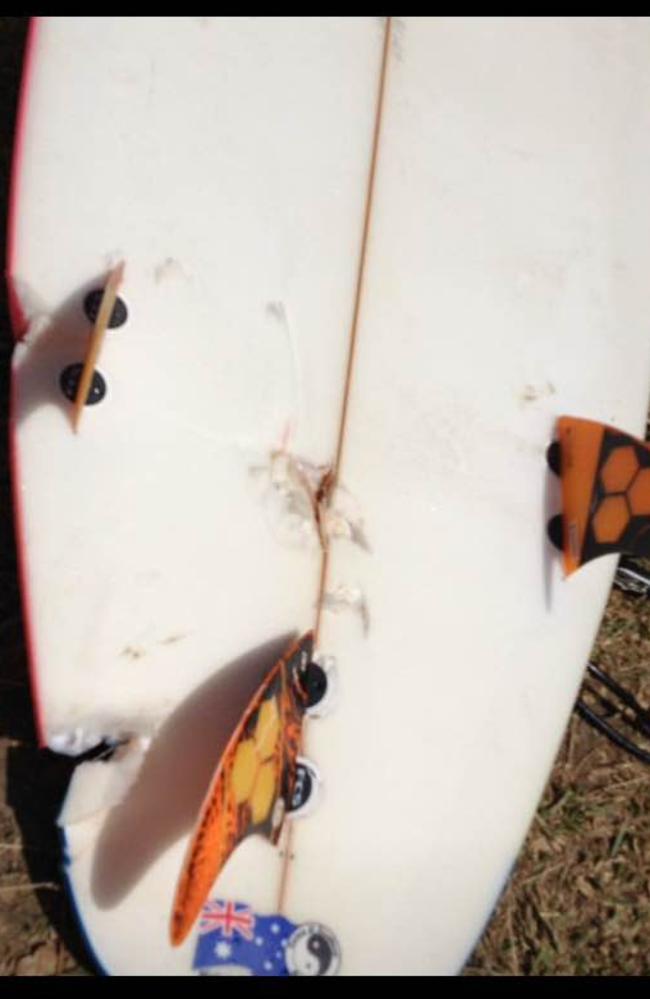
265,300,302,443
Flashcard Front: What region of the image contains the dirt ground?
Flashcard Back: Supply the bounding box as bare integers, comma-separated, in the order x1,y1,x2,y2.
3,16,650,977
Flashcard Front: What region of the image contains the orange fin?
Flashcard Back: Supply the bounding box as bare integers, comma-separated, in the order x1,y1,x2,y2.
547,416,650,574
170,632,318,947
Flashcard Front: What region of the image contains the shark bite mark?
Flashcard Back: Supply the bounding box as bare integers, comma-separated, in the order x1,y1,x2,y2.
251,450,369,556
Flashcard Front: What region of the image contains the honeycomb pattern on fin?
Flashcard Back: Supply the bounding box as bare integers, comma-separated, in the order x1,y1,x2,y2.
549,417,650,574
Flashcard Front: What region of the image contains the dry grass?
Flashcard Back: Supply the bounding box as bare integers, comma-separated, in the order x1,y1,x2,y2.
465,587,650,976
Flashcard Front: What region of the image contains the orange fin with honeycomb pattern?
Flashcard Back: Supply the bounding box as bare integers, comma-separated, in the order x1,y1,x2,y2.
169,632,322,947
547,416,650,575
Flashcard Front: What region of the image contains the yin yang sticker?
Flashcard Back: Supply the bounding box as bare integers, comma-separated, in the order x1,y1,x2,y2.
285,923,341,977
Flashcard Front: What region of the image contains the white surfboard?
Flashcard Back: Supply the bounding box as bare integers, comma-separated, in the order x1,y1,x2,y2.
9,16,650,975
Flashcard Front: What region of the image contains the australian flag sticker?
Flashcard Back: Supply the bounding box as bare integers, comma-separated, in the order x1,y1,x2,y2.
193,898,341,976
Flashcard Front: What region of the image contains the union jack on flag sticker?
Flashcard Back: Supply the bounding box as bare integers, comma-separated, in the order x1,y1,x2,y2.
198,899,256,941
